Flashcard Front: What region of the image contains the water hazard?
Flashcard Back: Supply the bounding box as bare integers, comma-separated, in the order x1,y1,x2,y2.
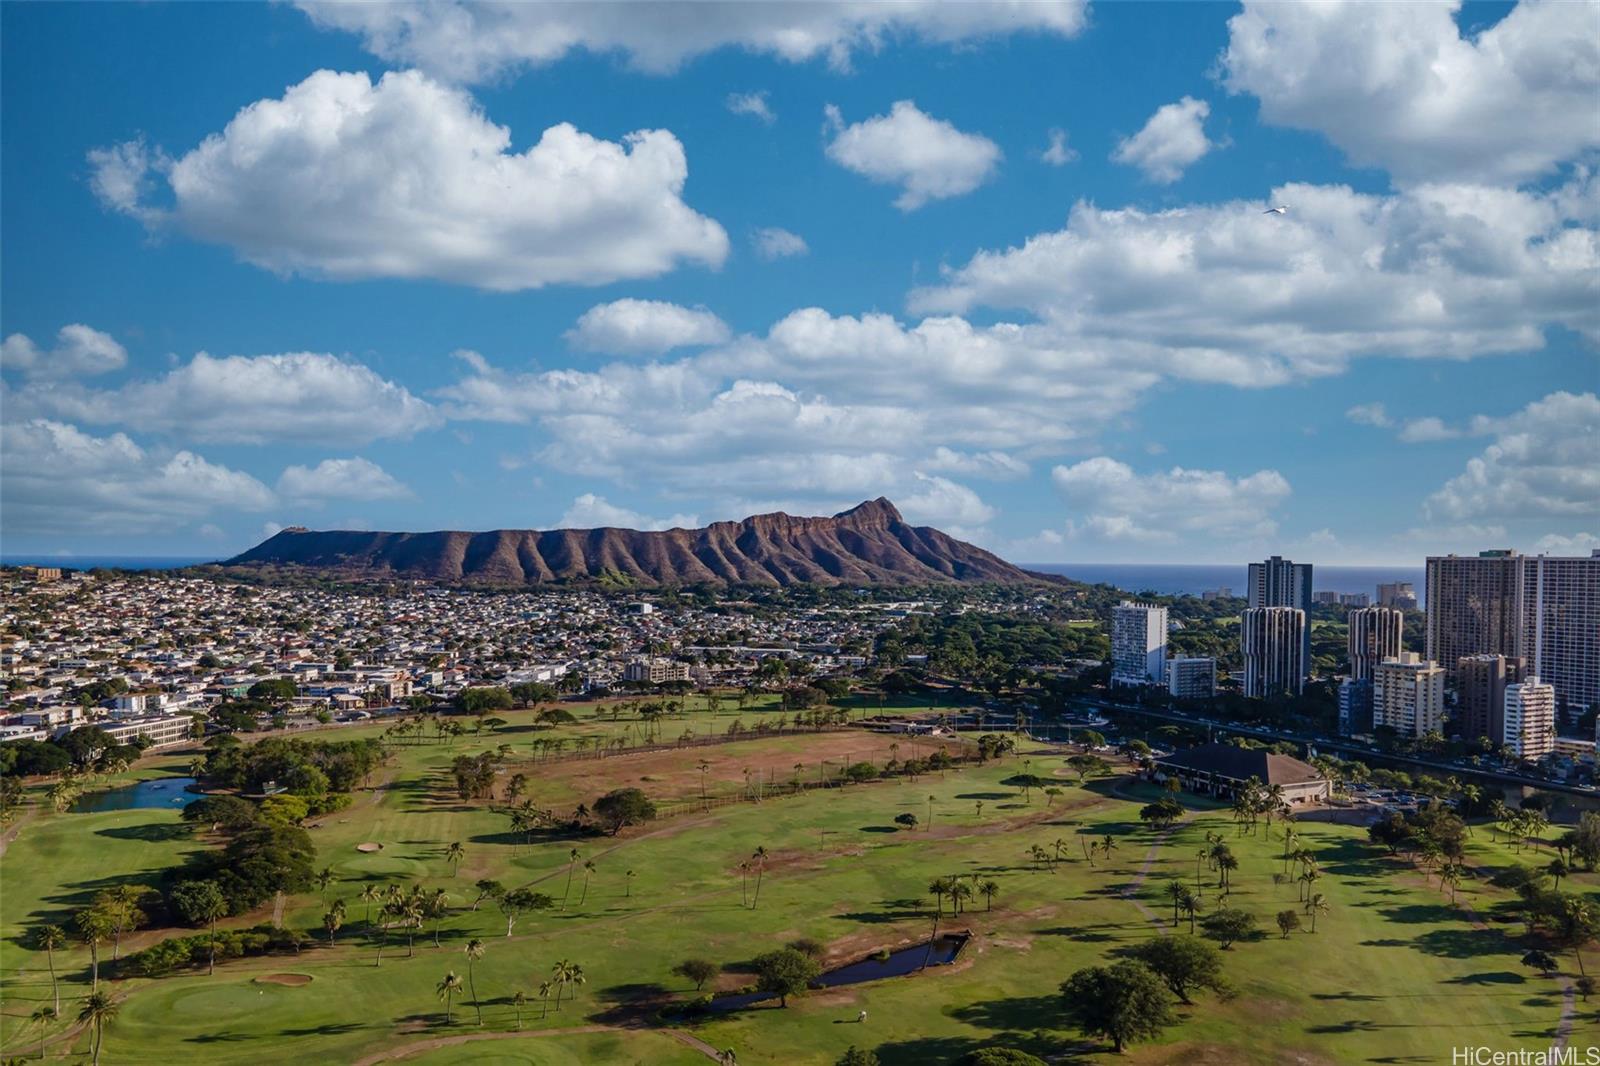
72,776,200,813
707,934,969,1012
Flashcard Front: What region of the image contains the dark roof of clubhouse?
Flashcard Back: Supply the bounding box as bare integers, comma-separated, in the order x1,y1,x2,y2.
1154,743,1326,786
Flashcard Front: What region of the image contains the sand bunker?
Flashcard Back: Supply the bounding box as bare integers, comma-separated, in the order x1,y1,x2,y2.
256,973,313,987
356,842,383,853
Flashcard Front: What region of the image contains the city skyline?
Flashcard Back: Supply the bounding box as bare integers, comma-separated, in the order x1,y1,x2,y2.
2,1,1596,565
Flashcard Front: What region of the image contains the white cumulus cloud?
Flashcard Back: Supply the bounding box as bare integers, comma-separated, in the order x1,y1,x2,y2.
277,457,414,502
566,299,730,356
89,69,728,291
11,351,440,446
556,493,698,531
296,0,1088,81
726,91,775,123
1111,96,1217,184
1222,0,1600,185
0,325,127,379
752,227,809,260
0,419,274,535
824,100,1001,210
1426,391,1600,520
1041,128,1077,166
1052,457,1292,543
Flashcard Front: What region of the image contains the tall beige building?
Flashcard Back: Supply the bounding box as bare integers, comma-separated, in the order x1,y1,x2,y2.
1347,606,1404,682
1503,678,1556,761
1374,652,1445,738
1425,550,1599,715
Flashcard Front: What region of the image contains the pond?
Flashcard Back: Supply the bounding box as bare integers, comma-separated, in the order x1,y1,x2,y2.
707,934,969,1012
73,776,200,813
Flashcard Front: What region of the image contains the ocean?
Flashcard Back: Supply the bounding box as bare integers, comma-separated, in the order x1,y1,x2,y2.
1025,563,1426,607
2,556,217,571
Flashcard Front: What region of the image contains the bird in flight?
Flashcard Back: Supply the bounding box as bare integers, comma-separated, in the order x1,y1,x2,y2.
1263,204,1289,215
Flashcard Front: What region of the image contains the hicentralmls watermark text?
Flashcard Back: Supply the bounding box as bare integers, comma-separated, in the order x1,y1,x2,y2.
1452,1049,1600,1066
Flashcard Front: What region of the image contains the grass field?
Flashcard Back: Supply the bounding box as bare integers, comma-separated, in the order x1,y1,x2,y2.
1,703,1596,1064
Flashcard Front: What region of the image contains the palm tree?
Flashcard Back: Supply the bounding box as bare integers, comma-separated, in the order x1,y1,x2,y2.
511,989,527,1030
1548,858,1569,892
1098,834,1119,867
1305,892,1330,932
928,877,949,918
314,866,335,902
697,759,712,803
1439,863,1463,903
579,860,597,906
32,924,66,1015
750,846,769,908
105,884,144,961
538,980,554,1018
1166,880,1188,926
551,959,575,1010
29,1005,56,1061
360,884,381,926
323,900,345,946
445,841,466,876
76,908,113,991
464,939,486,1026
78,990,119,1066
436,971,464,1025
1217,852,1240,893
979,880,999,911
625,869,636,898
567,963,587,1002
950,880,974,914
1180,891,1201,934
563,848,581,908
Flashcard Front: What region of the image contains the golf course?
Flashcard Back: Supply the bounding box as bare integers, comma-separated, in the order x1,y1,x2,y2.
1,696,1594,1064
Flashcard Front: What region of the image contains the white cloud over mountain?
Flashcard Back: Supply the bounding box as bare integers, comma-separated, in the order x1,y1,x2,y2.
824,101,1001,210
556,494,698,531
277,458,414,503
1222,0,1600,184
297,0,1088,81
89,70,728,291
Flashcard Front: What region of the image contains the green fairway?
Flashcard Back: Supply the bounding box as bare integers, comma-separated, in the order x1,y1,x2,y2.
2,710,1595,1064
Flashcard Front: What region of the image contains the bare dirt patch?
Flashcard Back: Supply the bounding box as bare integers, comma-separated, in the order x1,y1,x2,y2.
255,973,313,986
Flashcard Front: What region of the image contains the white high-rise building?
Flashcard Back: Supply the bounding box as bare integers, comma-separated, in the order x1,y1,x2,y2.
1111,601,1167,686
1241,607,1305,699
1167,657,1217,700
1347,606,1404,682
1503,678,1556,761
1373,652,1445,738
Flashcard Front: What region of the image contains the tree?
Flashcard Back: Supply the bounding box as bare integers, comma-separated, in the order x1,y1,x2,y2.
323,901,345,946
674,958,720,990
511,989,527,1029
960,1051,1048,1066
1522,949,1559,977
1066,754,1110,783
895,812,919,831
1201,907,1257,949
314,866,335,901
1276,910,1302,937
980,880,1000,911
445,841,466,877
1140,798,1185,830
169,880,228,975
1576,975,1596,1001
74,906,115,992
1304,892,1331,933
752,947,822,1007
436,970,464,1025
500,888,554,937
1059,960,1176,1053
579,860,597,905
751,846,770,908
593,788,657,835
472,879,504,911
78,990,119,1066
465,939,486,1026
31,925,67,1015
1130,936,1229,1004
29,1004,56,1061
837,1048,880,1066
538,980,554,1019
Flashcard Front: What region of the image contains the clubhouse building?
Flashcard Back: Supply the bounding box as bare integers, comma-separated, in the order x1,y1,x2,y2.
1151,743,1331,805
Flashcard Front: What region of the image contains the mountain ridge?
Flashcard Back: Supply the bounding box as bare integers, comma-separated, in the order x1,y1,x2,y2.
224,498,1048,587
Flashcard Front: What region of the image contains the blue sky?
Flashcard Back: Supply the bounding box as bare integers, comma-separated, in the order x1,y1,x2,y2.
1,0,1595,564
